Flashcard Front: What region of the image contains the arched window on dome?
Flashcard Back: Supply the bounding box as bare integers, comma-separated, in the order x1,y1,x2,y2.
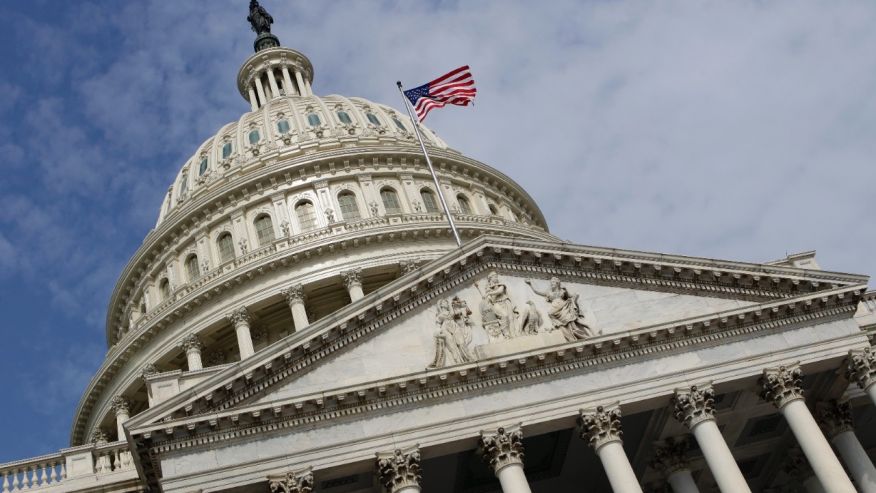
337,111,352,125
198,156,208,176
277,119,290,134
420,189,439,213
392,117,407,132
248,129,261,145
307,113,321,127
221,142,232,159
217,232,234,263
366,113,381,126
337,191,360,221
456,194,472,215
185,254,200,282
380,187,402,214
295,201,318,231
158,278,171,300
488,203,499,216
254,214,275,246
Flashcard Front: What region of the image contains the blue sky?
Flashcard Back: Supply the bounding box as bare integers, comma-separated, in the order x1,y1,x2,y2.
1,0,875,462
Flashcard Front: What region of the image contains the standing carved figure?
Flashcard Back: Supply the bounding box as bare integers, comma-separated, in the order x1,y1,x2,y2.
428,297,476,369
525,277,599,342
247,0,274,34
475,271,517,340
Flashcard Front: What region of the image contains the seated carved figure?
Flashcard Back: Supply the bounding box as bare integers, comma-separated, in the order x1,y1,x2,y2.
525,277,600,342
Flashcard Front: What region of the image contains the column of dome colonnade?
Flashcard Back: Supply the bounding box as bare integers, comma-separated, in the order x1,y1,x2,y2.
282,283,309,331
816,400,876,493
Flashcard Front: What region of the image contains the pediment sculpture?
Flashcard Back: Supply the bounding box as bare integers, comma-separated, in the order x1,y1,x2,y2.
427,297,476,369
525,277,601,342
474,271,543,340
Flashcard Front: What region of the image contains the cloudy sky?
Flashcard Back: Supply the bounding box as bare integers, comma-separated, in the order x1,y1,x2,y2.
1,0,875,462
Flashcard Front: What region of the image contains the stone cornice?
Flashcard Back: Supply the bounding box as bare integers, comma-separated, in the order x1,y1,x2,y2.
127,270,864,446
106,146,550,343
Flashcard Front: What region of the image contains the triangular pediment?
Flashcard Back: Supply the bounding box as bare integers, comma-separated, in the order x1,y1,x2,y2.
126,236,868,441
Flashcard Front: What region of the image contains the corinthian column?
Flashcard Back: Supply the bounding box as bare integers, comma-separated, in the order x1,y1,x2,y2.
268,467,313,493
282,284,309,331
227,307,255,360
342,268,364,301
579,405,643,493
377,446,421,493
672,385,750,493
783,448,827,493
110,396,130,440
816,400,876,493
178,333,203,371
651,437,699,493
761,365,855,493
847,347,876,406
479,425,531,493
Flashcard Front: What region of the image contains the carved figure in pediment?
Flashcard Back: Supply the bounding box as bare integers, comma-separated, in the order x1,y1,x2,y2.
475,271,517,340
525,277,599,342
427,297,475,369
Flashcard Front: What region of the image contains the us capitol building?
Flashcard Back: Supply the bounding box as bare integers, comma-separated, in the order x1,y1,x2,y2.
3,3,876,493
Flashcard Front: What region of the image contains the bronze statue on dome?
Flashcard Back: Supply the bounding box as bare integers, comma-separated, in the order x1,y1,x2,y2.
248,0,274,34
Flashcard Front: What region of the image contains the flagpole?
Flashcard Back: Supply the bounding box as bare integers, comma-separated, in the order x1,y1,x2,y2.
396,81,463,248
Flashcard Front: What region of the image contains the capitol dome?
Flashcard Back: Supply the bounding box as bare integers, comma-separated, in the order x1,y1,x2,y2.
70,25,554,445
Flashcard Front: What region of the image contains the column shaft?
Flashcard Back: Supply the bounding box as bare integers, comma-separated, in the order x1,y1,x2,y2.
248,87,258,111
291,302,309,330
266,69,281,98
690,420,751,493
295,71,307,96
281,66,296,95
349,284,364,301
596,441,643,493
254,78,268,106
783,400,856,493
235,322,255,359
115,411,129,441
186,349,203,371
667,469,699,493
496,463,532,493
832,430,876,493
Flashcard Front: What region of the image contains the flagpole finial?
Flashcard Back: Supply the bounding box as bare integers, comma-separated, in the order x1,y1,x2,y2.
396,81,403,88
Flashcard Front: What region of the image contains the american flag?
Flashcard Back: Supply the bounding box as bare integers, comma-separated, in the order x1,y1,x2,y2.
403,66,476,121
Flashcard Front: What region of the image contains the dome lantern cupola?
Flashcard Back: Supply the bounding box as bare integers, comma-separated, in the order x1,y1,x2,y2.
239,1,314,110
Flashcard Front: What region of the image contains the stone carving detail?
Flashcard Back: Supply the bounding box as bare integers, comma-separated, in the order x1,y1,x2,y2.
525,277,599,342
377,446,421,492
90,427,109,445
428,296,476,369
650,436,691,476
238,238,248,255
227,307,252,326
325,208,335,223
474,271,542,341
672,384,716,429
479,426,525,473
341,268,362,289
179,333,203,353
140,363,159,380
282,284,306,304
815,400,854,438
847,347,876,390
369,200,380,217
579,405,623,450
110,396,130,416
761,365,804,409
268,468,313,493
280,221,291,237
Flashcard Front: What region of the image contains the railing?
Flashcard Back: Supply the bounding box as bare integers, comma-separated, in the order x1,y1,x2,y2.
0,442,135,492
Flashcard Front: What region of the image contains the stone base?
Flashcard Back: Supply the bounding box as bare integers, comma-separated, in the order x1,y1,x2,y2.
475,331,567,360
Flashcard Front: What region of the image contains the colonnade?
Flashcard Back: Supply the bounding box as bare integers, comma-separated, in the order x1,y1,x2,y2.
257,351,876,493
246,63,312,111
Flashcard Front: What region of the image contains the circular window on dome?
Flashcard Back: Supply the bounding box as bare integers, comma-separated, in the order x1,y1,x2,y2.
248,129,261,145
337,111,352,125
366,113,380,126
277,119,290,134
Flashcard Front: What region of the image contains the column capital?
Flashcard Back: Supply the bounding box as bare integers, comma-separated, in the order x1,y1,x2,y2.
377,445,421,493
341,268,363,289
760,364,804,409
847,347,876,391
140,363,159,380
282,284,306,305
479,425,525,473
268,467,313,493
226,307,252,327
178,333,203,353
90,427,109,445
110,396,130,416
578,404,623,451
815,400,854,439
650,436,691,476
672,384,716,429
